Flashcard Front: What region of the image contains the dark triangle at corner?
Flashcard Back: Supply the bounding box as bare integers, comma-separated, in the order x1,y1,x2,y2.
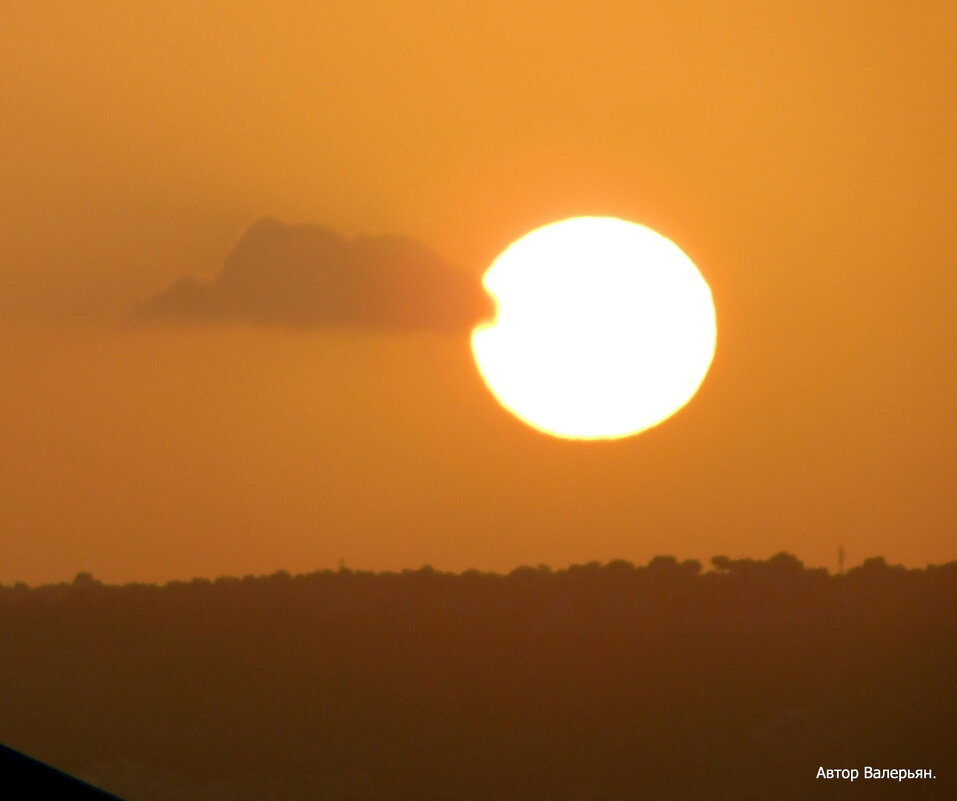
0,743,126,800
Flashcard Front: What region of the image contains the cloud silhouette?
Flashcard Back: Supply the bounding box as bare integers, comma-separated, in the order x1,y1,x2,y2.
135,218,492,332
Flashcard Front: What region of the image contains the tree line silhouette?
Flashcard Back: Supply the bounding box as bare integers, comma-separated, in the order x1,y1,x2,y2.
0,554,954,800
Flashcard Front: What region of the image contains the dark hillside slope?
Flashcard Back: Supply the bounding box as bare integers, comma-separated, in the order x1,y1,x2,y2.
0,556,954,800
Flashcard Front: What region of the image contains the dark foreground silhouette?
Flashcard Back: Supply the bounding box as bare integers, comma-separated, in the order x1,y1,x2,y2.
0,554,954,800
0,743,123,799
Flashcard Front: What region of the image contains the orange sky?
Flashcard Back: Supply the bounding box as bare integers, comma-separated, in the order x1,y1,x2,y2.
2,1,955,584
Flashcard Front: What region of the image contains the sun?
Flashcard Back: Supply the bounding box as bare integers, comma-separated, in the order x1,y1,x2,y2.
471,217,716,440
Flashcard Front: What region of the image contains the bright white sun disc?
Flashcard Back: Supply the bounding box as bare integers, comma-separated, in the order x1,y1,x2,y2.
471,217,716,439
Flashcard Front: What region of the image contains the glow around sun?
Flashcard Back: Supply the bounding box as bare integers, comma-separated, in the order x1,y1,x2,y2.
471,217,717,440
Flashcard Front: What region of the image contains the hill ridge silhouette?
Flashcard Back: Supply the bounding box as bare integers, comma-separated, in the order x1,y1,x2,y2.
1,553,954,801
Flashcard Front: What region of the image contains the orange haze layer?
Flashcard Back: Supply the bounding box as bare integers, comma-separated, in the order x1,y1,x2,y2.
1,1,955,583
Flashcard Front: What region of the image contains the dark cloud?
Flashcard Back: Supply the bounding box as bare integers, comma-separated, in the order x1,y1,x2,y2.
134,218,493,332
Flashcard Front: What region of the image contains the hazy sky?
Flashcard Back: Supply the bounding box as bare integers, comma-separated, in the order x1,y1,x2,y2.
2,1,955,584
